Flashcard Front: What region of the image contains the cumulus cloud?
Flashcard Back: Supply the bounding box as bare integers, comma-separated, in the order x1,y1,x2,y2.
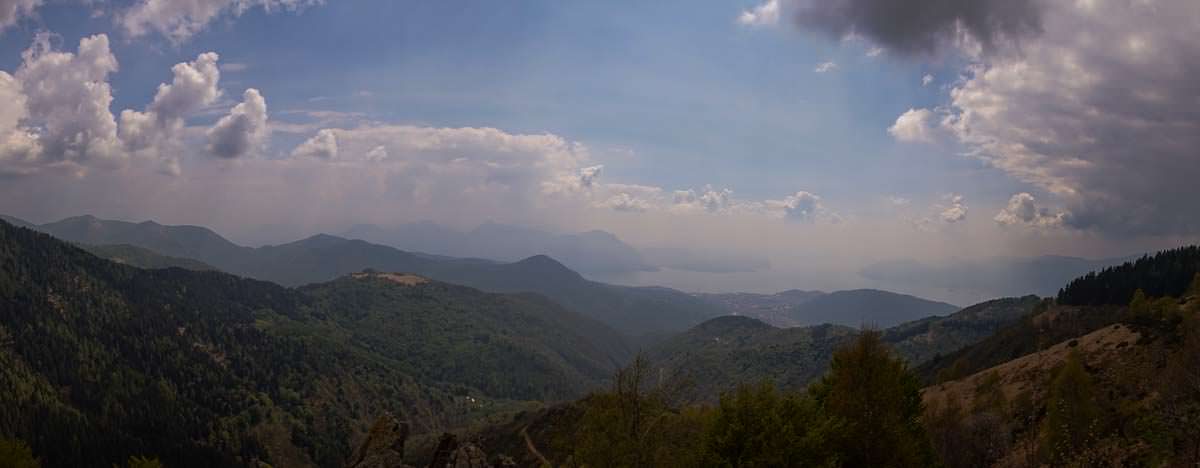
921,74,934,86
938,194,967,223
888,108,935,143
597,192,651,213
0,0,39,33
119,52,222,156
291,128,338,159
544,164,603,195
994,193,1067,228
365,145,388,162
793,0,1043,56
11,33,123,172
0,71,40,173
281,124,592,211
814,61,838,73
942,0,1200,235
0,32,269,176
767,191,834,223
673,185,735,213
738,0,781,27
121,0,323,43
207,88,269,159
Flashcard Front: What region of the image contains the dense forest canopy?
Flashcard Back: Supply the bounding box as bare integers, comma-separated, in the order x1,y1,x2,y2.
1058,245,1200,305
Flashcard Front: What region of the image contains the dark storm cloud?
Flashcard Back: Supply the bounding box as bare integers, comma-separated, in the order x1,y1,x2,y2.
794,0,1044,55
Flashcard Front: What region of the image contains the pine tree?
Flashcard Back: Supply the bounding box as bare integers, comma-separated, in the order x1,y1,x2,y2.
809,330,934,467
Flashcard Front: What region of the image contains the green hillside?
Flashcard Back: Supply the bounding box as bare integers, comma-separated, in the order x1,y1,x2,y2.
648,297,1038,398
298,274,630,400
77,244,216,271
0,220,627,467
29,216,725,335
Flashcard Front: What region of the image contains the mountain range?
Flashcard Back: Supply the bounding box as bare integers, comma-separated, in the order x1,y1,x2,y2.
0,219,629,467
342,222,654,275
12,215,725,336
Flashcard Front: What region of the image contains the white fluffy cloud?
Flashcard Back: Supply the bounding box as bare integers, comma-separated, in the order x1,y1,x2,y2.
207,88,269,159
767,191,832,223
0,33,249,175
942,0,1200,235
120,52,222,158
888,108,935,143
921,74,934,86
285,125,591,210
738,0,780,27
291,128,338,159
0,71,39,173
543,165,602,195
121,0,324,42
994,192,1068,228
11,33,123,172
673,186,735,213
0,0,39,32
938,194,967,223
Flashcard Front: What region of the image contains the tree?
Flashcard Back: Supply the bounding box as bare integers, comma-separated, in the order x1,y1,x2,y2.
702,382,831,467
569,354,703,468
1039,350,1101,463
0,439,39,468
809,330,934,467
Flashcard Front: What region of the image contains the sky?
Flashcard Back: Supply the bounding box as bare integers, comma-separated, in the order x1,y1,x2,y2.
1,0,1198,298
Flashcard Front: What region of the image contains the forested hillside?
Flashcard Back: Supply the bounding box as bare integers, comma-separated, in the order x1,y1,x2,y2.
471,271,1200,467
647,296,1038,398
26,215,725,335
1058,245,1200,305
0,220,627,467
78,244,216,271
921,285,1200,466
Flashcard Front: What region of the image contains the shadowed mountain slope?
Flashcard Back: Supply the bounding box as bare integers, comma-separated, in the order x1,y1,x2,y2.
0,219,631,467
648,296,1038,399
25,215,726,335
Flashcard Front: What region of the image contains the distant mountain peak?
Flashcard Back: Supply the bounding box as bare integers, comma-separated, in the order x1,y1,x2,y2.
515,254,569,269
696,315,774,333
0,214,35,228
289,233,349,247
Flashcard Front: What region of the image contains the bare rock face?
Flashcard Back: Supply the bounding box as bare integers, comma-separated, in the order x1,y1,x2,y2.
347,414,412,468
426,433,493,468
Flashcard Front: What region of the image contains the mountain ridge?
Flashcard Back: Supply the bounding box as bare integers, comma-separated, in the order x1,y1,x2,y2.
22,215,725,335
0,218,632,467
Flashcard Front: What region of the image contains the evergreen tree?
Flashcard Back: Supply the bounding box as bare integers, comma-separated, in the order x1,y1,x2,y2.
703,382,831,467
809,330,934,467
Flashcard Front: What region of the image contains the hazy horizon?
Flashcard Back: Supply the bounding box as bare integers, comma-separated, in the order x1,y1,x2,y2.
2,0,1199,301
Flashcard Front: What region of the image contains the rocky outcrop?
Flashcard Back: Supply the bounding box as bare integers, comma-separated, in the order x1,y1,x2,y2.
347,414,411,468
427,433,494,468
347,415,506,468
